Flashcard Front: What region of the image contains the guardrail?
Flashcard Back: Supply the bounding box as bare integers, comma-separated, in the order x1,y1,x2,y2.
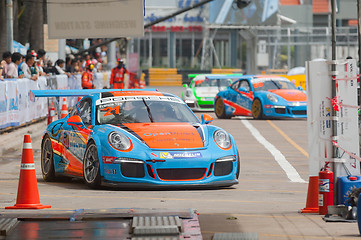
0,71,111,131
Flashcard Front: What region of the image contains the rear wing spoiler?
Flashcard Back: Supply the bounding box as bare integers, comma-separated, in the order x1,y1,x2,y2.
31,89,157,98
31,89,157,120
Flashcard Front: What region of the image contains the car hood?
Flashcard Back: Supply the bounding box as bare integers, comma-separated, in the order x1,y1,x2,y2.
268,89,307,102
122,122,204,149
195,87,224,98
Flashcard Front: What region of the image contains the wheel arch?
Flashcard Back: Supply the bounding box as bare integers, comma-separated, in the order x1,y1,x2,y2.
86,135,104,177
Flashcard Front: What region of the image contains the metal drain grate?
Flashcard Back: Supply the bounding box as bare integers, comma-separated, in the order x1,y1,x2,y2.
131,216,183,236
213,232,258,240
0,218,19,236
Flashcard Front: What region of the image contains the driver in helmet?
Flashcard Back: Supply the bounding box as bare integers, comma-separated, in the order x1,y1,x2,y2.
82,63,95,89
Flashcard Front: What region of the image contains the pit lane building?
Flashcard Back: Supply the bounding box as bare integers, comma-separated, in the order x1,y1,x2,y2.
128,0,358,75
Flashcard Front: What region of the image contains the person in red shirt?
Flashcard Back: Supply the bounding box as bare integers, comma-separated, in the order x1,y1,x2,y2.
82,63,95,89
110,59,128,89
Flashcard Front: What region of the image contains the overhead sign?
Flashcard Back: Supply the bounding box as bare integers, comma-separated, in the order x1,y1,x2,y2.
209,0,279,25
47,0,144,39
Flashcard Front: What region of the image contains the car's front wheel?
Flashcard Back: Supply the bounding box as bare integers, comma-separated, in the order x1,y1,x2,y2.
252,99,264,120
83,142,101,189
215,97,231,119
41,135,56,181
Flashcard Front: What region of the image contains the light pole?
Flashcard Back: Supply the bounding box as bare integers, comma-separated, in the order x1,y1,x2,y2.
6,0,14,53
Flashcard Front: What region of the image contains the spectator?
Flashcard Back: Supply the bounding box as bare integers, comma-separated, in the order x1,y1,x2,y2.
0,51,12,79
37,49,49,74
6,52,23,79
53,59,71,77
21,54,38,81
18,54,25,77
66,59,79,74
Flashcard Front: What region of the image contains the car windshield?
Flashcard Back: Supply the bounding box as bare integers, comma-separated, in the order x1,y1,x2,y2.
96,96,200,124
193,78,232,88
252,79,297,91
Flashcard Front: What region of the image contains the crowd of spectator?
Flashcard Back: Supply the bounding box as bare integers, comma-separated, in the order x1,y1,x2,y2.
0,49,106,81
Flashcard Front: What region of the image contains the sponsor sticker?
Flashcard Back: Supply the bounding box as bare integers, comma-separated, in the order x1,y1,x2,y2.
160,152,202,159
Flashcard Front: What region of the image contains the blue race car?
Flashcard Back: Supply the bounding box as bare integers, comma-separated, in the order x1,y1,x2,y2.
214,75,307,119
32,89,239,189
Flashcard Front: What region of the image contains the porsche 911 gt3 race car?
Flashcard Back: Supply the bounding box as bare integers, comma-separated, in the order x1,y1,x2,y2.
214,75,307,119
182,74,242,111
32,89,239,189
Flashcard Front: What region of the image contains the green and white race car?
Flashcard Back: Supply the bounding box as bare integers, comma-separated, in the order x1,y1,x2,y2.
182,74,242,111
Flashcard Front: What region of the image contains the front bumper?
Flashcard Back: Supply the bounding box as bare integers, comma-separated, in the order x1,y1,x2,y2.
184,98,214,111
102,179,238,189
263,104,307,118
101,151,239,187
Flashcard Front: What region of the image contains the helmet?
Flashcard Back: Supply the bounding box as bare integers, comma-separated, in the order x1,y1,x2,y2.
87,63,94,70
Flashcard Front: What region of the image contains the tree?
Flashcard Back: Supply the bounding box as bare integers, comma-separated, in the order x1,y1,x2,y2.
0,0,44,56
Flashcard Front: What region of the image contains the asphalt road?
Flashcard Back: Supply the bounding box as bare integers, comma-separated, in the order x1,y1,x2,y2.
0,86,360,239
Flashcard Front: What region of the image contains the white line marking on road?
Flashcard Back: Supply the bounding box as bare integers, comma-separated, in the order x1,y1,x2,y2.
241,119,306,183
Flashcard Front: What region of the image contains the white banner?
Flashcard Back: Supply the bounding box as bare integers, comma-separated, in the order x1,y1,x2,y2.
94,72,104,89
306,60,332,176
17,78,29,125
334,59,360,176
47,0,144,39
28,80,38,121
5,80,19,127
306,59,360,177
38,77,48,118
0,81,7,128
0,72,110,130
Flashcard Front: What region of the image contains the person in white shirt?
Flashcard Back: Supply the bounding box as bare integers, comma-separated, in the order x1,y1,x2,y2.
6,52,23,79
0,51,11,80
21,54,37,81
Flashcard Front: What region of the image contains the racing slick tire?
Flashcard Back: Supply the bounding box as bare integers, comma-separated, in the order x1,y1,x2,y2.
41,135,56,181
252,99,264,120
215,98,231,119
83,142,101,189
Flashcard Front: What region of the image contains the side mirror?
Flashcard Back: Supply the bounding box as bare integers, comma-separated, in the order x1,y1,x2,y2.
201,114,213,125
238,87,248,93
183,84,188,88
67,115,85,128
298,86,303,91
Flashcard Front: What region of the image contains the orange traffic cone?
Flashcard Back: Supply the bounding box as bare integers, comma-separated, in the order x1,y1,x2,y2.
48,102,55,125
6,135,51,209
60,97,68,119
300,176,319,213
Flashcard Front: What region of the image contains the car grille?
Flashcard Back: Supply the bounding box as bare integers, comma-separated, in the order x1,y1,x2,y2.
291,110,307,115
186,102,195,108
274,107,286,114
214,161,233,176
120,162,145,178
157,168,206,180
199,104,214,109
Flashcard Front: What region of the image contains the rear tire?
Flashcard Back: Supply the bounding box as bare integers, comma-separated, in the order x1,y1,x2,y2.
83,142,101,189
252,99,264,120
41,136,56,182
215,98,231,119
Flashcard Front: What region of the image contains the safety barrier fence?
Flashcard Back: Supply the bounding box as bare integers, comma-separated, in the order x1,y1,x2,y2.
0,71,111,131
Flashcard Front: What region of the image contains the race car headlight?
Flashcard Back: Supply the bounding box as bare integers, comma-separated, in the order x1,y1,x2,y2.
267,93,278,103
213,130,231,149
108,131,131,150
